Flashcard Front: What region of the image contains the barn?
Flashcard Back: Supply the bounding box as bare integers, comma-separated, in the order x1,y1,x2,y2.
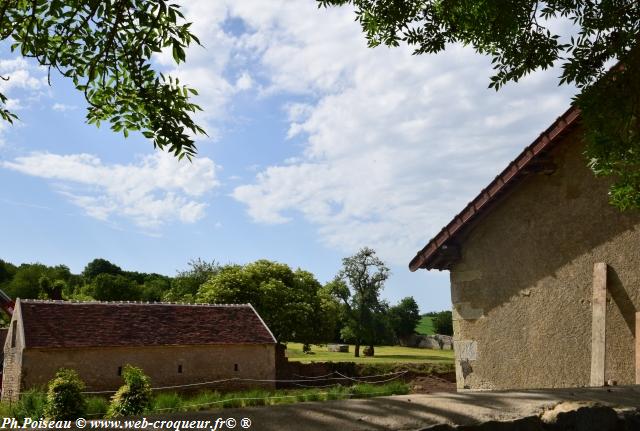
410,106,640,391
2,299,277,401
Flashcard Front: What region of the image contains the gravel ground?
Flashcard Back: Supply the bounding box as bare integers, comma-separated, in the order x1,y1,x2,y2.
134,385,640,431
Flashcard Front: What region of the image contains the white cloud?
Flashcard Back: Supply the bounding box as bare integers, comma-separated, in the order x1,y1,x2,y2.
218,1,578,265
2,152,219,229
52,103,77,112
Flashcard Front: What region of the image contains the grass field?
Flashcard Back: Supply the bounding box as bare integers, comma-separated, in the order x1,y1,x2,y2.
416,315,435,335
285,343,453,364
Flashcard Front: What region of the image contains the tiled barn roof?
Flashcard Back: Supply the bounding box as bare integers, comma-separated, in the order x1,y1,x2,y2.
409,105,581,271
18,299,276,348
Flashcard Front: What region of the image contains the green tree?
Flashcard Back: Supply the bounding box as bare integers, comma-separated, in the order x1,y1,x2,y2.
197,260,337,345
433,310,453,336
318,0,640,210
164,258,221,302
389,296,421,340
38,275,64,300
139,276,171,302
0,0,204,158
82,258,123,281
329,247,389,357
0,259,17,285
7,263,49,299
92,273,139,301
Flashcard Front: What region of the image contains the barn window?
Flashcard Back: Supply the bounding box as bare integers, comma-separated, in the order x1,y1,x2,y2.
117,366,122,376
234,364,238,372
178,364,183,374
10,321,17,348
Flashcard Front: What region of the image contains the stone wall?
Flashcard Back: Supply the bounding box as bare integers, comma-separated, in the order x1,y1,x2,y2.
401,334,453,350
449,127,640,390
2,305,25,401
8,343,275,398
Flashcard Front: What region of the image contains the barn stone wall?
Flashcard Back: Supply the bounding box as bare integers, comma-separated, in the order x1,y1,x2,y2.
6,343,275,398
2,304,25,401
449,127,640,390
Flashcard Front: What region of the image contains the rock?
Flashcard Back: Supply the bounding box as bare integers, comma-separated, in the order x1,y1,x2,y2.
417,334,453,350
327,344,349,353
419,336,441,349
541,402,619,431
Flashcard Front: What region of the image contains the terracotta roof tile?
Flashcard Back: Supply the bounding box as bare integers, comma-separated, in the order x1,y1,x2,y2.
18,300,276,348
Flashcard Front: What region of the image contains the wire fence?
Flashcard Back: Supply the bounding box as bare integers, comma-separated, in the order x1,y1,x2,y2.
78,370,410,417
80,370,408,395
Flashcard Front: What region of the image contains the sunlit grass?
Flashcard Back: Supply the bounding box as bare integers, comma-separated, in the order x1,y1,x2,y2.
285,343,454,364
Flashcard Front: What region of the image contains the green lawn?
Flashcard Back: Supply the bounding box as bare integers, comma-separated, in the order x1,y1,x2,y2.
285,343,453,364
416,315,435,335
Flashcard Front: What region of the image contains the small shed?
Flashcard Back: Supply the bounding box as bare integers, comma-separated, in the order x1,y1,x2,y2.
2,300,276,401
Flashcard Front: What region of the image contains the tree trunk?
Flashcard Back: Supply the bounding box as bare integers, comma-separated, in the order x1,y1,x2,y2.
354,343,360,357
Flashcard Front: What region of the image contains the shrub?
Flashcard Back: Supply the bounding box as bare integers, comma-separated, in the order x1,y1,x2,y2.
85,397,109,418
11,389,47,420
43,369,86,420
107,365,152,418
151,392,183,413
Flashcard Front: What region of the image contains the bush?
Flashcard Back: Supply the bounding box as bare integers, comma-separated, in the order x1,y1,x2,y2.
43,369,86,420
11,389,47,420
107,365,152,418
151,392,183,413
85,397,109,418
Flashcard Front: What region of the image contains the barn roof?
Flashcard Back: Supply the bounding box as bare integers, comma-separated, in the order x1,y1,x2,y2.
17,299,276,348
409,105,581,272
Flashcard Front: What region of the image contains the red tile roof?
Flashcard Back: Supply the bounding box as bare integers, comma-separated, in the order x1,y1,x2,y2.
409,105,581,271
18,300,276,348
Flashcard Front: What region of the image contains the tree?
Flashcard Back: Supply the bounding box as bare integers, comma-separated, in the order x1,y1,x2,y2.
164,258,221,302
91,273,139,301
433,310,453,336
389,296,421,340
318,0,640,210
329,247,389,357
82,258,123,281
0,0,204,158
7,263,51,299
0,259,17,285
197,260,337,345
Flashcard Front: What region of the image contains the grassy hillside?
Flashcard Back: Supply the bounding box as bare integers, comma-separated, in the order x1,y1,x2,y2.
416,315,435,335
285,343,453,364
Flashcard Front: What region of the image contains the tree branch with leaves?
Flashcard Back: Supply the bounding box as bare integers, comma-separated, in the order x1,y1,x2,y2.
0,0,205,159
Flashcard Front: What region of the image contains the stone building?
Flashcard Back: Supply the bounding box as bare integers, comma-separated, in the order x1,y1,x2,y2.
2,300,277,401
410,106,640,391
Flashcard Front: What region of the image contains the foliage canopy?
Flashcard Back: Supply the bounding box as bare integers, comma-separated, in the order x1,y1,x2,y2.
197,260,338,345
0,0,204,158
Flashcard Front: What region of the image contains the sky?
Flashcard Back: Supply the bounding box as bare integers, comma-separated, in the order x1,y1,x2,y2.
0,1,578,312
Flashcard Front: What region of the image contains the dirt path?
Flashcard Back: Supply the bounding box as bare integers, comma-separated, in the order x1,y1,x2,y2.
143,385,640,431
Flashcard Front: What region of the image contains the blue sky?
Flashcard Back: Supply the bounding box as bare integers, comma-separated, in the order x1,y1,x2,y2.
0,1,578,312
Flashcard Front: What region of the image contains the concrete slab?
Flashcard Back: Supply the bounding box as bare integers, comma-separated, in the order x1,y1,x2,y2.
143,386,640,431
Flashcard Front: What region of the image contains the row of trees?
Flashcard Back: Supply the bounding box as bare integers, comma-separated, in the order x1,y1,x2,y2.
0,249,425,355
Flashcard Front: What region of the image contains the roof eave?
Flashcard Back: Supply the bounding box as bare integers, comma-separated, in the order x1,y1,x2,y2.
410,105,581,273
